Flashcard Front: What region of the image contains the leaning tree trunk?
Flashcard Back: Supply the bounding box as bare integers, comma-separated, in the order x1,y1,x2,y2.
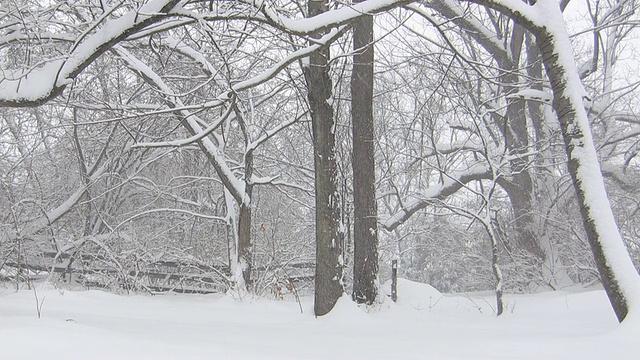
536,25,640,322
305,0,344,316
525,34,573,288
351,3,379,305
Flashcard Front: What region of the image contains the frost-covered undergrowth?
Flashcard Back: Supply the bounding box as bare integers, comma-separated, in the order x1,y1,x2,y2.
0,279,638,359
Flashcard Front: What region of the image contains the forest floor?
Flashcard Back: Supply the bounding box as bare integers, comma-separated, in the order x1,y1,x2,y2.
0,278,637,359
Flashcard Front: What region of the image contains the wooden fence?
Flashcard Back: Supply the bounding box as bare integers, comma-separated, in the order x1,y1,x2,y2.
1,252,315,296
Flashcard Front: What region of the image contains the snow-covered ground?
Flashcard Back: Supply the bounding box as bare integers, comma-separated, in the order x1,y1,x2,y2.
0,279,637,360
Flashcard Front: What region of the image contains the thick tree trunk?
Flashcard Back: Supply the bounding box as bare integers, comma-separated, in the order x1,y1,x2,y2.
499,62,546,263
502,171,544,261
305,0,344,317
536,28,640,322
351,4,379,305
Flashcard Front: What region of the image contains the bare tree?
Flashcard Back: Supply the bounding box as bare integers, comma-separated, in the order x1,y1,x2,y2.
467,0,640,322
2,0,638,321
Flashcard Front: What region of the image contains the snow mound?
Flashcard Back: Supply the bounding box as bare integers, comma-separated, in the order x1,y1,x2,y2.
382,278,443,310
323,294,368,320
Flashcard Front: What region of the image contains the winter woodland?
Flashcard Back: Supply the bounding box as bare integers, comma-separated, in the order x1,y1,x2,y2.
2,0,640,351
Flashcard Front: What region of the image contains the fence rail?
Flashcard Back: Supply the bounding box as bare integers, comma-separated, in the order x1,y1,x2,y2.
1,254,315,296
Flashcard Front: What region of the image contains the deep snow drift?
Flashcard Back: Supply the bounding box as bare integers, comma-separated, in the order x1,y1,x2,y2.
0,279,638,359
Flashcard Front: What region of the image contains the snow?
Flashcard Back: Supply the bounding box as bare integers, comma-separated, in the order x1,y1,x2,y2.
249,174,278,185
162,37,217,76
114,46,248,204
383,164,491,230
439,0,506,55
506,88,552,103
382,278,442,309
0,60,67,102
1,281,638,359
255,0,405,34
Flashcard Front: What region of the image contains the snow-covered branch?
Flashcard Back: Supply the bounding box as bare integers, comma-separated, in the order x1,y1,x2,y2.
243,0,412,35
131,99,235,149
463,0,539,31
0,0,182,107
114,208,226,232
246,112,305,152
506,89,552,103
161,36,218,77
113,46,248,204
1,0,403,108
416,1,507,59
383,165,493,231
18,163,108,238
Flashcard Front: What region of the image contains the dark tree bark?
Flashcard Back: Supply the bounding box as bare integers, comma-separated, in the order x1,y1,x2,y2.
351,4,379,305
422,4,546,264
234,104,255,291
498,94,544,262
237,149,253,288
304,0,344,316
493,25,545,263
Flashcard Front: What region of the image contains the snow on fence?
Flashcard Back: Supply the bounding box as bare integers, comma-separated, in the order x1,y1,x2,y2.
1,252,315,296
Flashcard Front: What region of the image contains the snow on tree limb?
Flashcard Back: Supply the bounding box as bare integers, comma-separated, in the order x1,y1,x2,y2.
246,112,305,152
0,0,403,107
246,0,412,35
161,36,219,77
0,60,68,107
534,0,640,321
416,0,507,59
114,208,226,232
0,0,181,107
465,0,640,322
126,27,337,150
131,102,235,149
506,89,552,103
383,165,493,231
124,28,343,123
230,28,345,94
248,174,279,185
115,30,325,203
464,0,539,31
113,46,248,204
18,164,108,238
